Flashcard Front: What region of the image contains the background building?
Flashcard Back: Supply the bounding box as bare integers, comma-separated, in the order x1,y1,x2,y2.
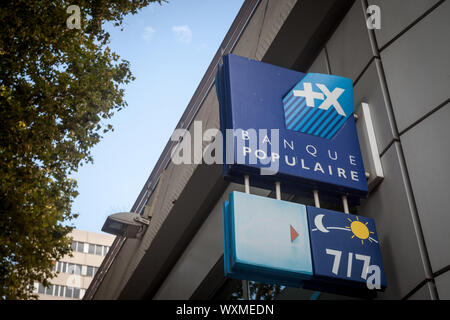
34,229,115,300
85,0,450,300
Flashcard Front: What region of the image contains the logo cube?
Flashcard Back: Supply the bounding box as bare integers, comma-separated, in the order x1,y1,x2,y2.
283,73,354,139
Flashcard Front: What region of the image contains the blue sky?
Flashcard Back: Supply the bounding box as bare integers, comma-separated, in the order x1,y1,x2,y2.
70,0,244,233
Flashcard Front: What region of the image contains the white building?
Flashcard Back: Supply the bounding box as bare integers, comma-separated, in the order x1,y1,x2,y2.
34,229,115,300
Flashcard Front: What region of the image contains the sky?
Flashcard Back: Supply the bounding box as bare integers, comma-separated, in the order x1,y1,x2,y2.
70,0,245,233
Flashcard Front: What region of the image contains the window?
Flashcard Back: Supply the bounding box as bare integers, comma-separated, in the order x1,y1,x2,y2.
67,263,76,274
37,283,84,299
75,264,82,275
55,261,68,273
77,242,85,253
86,266,94,277
68,264,82,275
71,241,87,253
65,286,73,298
73,288,80,299
84,242,110,256
45,285,54,296
54,261,101,276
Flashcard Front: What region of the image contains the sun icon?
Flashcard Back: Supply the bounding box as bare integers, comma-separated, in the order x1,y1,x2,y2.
345,216,374,245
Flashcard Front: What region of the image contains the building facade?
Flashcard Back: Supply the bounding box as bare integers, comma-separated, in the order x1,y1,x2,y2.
34,229,115,300
85,0,450,300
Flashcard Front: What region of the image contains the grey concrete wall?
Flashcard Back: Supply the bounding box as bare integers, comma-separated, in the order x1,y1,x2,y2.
310,0,449,299
153,0,450,300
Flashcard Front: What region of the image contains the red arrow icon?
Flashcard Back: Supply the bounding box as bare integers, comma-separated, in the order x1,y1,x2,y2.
290,225,299,242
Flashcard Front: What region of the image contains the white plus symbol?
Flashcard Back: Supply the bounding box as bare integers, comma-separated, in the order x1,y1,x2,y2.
293,82,324,107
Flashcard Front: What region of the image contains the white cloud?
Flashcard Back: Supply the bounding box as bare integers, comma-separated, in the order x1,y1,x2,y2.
142,26,156,41
172,25,192,44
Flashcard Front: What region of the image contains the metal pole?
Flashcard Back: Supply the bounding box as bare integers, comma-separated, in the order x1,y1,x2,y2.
242,278,249,300
242,174,250,300
312,189,321,299
244,175,250,194
275,181,281,200
313,190,320,208
342,195,349,214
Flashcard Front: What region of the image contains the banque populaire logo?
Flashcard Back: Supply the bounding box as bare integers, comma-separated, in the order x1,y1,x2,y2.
216,54,368,203
282,74,353,139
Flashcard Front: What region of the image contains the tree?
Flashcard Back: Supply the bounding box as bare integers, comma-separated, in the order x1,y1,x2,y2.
0,0,163,299
231,281,282,300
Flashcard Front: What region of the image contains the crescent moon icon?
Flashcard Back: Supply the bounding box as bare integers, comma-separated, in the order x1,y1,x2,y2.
314,214,329,233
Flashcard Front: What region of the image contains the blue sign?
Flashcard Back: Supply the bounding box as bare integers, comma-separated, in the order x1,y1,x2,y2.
223,191,313,287
222,192,386,293
216,54,368,204
306,206,387,290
